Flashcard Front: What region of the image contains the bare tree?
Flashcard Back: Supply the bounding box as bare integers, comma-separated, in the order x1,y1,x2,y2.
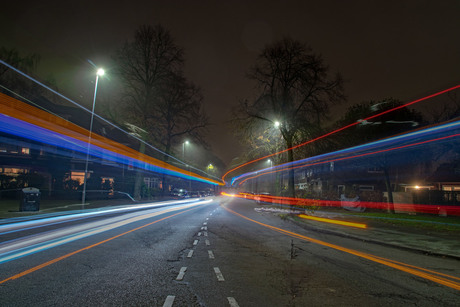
235,37,345,197
113,24,207,155
0,47,41,96
151,73,208,155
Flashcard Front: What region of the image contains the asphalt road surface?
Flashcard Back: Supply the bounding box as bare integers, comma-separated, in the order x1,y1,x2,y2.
0,196,459,306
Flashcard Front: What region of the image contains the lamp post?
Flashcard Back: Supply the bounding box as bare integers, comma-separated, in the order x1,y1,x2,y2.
267,159,274,194
182,141,191,192
82,68,105,207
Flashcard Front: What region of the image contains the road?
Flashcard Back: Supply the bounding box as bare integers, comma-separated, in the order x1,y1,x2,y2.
0,196,459,306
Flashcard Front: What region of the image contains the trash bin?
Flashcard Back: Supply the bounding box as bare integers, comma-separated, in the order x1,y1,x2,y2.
20,187,41,211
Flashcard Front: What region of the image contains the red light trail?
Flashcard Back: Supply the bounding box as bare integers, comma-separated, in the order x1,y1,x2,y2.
222,84,460,183
236,132,460,186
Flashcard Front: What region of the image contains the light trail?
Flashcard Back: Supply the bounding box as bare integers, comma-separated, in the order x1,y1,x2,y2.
298,214,367,229
231,119,460,184
0,198,203,236
0,92,223,185
0,201,211,264
0,204,202,284
236,131,460,186
222,192,460,216
222,84,460,183
222,204,460,291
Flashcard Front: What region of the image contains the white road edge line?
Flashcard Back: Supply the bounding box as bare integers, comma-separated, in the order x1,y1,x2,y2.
176,267,187,280
193,240,198,245
205,239,210,246
187,250,194,258
198,232,202,236
214,267,225,281
227,297,240,307
163,295,175,307
204,231,208,237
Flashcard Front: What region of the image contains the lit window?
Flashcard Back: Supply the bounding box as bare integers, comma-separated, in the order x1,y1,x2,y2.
21,148,30,155
71,171,86,185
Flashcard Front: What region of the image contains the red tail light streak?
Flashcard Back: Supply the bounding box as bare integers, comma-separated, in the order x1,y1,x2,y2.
222,192,460,216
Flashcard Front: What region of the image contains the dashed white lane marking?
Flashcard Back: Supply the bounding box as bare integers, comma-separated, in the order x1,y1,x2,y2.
163,295,175,307
227,297,240,307
206,217,209,220
208,250,215,259
204,231,208,237
201,226,205,230
176,267,187,280
198,232,202,236
214,267,225,281
210,213,213,216
203,226,207,230
205,239,210,246
203,222,207,225
187,250,194,258
193,240,198,246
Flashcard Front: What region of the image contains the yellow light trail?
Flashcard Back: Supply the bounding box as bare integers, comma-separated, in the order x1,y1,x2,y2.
222,204,460,291
0,205,199,285
298,214,367,229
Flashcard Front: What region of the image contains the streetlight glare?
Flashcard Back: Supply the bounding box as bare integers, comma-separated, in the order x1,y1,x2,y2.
274,121,280,128
97,68,105,76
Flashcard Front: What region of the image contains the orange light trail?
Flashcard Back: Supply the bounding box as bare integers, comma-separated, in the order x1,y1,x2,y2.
222,204,460,291
0,92,223,185
222,84,460,183
0,206,198,285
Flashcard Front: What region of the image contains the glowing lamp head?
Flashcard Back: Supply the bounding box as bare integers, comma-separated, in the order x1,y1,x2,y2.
274,121,280,128
97,68,105,76
185,140,189,145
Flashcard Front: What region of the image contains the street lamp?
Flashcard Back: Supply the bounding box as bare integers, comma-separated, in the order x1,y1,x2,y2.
82,68,105,207
267,159,273,168
182,140,189,160
274,121,280,128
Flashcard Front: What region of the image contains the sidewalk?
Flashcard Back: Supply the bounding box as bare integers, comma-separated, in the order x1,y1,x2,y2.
259,206,460,260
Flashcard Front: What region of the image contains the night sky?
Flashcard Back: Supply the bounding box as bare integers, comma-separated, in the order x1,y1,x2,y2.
1,0,459,165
